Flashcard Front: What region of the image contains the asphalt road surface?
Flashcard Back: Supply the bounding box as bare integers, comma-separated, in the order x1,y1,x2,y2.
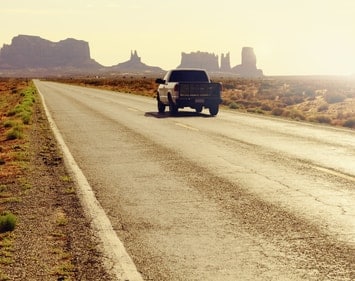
34,80,355,281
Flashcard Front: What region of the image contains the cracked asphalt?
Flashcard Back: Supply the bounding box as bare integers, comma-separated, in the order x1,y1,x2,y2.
35,81,355,281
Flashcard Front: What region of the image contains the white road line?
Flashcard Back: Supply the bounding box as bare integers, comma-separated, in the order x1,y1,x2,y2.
127,107,140,112
175,122,199,131
36,82,144,281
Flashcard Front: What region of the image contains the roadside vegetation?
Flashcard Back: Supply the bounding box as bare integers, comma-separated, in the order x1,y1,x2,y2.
0,78,32,186
0,78,31,279
53,75,355,129
0,79,75,280
0,78,111,280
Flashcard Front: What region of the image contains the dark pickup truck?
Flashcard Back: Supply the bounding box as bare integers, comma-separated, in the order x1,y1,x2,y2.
155,69,222,116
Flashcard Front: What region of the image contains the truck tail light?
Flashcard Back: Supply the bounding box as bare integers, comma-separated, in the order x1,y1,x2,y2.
174,84,180,92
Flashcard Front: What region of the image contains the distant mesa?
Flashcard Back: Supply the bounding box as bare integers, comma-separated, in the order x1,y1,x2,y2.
0,34,263,77
177,47,263,77
0,35,102,72
0,35,163,76
178,51,220,72
109,50,163,73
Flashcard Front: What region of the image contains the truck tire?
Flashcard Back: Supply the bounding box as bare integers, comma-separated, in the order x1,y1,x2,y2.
209,104,219,116
157,95,166,113
169,102,178,116
168,94,178,116
195,105,203,113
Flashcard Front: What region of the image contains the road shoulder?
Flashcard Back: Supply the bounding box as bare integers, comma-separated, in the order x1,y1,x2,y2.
1,92,114,280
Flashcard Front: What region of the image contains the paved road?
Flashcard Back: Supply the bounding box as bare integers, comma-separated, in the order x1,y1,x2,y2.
35,80,355,281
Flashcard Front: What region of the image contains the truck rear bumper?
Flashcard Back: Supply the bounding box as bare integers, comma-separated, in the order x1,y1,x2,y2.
175,97,222,108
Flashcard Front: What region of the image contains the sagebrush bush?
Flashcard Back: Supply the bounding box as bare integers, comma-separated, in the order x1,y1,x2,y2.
6,125,23,140
20,112,31,124
3,120,15,128
0,212,17,232
271,107,284,116
343,118,355,128
317,103,329,112
308,115,331,124
283,109,305,120
229,102,239,109
260,103,272,111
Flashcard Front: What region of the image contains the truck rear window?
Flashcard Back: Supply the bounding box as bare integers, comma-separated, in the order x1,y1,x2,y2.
169,71,209,82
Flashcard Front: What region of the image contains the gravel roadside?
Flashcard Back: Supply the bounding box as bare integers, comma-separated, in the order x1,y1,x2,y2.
1,93,114,280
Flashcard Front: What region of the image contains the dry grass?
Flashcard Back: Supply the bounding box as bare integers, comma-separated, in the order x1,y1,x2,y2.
0,79,30,179
0,78,123,280
0,78,32,279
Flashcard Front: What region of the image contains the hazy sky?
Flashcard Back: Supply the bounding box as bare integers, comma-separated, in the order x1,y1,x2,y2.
1,0,355,75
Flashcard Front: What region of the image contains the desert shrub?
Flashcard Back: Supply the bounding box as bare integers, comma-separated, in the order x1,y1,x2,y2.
324,92,346,104
6,109,16,117
293,96,305,104
247,108,264,114
6,86,35,125
308,115,331,124
260,103,272,111
0,212,17,232
6,125,23,140
271,107,284,116
3,120,15,128
343,118,355,129
317,103,329,112
20,112,31,124
316,115,331,124
283,109,305,120
229,102,239,109
283,97,296,106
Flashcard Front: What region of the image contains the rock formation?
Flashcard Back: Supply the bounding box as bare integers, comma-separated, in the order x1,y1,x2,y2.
0,35,264,77
231,47,263,77
177,48,263,77
0,35,164,76
109,50,163,73
0,35,101,71
177,51,219,71
220,52,231,72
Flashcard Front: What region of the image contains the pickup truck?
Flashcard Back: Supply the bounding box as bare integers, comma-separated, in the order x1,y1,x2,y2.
155,69,222,116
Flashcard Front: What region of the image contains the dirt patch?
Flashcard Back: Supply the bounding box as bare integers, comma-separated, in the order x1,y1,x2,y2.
0,80,114,280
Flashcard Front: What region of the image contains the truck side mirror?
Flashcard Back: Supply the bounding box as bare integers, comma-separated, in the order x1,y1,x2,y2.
155,78,165,84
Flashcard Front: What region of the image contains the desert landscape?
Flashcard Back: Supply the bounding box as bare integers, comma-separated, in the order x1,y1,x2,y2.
0,75,354,279
1,0,355,279
55,75,355,128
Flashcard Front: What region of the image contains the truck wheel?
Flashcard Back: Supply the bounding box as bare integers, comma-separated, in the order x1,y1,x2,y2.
209,104,219,116
168,94,178,116
169,101,178,115
157,98,166,113
195,105,203,113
